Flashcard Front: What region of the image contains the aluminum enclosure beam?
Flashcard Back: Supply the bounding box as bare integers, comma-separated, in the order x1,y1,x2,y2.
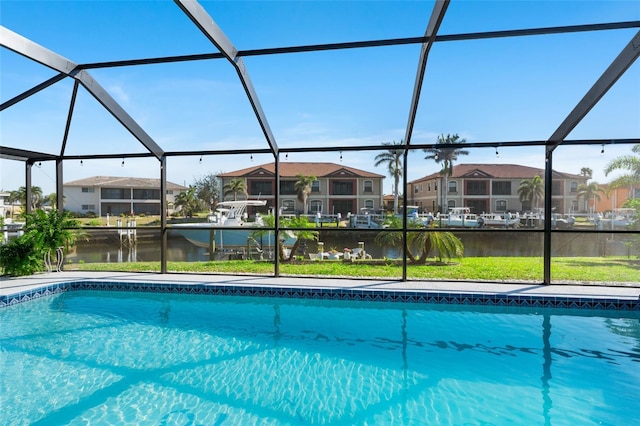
404,0,450,147
0,26,164,160
174,0,279,156
0,73,66,111
0,146,57,162
1,26,77,73
547,30,640,151
73,70,165,159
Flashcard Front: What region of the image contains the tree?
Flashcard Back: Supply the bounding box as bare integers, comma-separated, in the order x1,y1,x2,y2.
518,175,544,211
294,173,316,215
45,193,57,209
193,173,221,212
579,167,593,178
375,215,463,263
11,186,43,211
604,144,640,190
424,134,469,213
174,186,201,217
374,140,404,214
252,214,318,261
223,178,248,201
576,181,604,214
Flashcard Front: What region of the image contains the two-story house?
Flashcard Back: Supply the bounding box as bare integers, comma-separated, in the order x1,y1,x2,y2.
408,164,588,215
64,176,187,216
218,162,385,217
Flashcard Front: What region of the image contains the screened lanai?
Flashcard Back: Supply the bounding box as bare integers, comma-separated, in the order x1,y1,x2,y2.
1,0,639,284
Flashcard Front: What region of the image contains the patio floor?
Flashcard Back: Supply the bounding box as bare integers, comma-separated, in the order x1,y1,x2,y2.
2,271,639,302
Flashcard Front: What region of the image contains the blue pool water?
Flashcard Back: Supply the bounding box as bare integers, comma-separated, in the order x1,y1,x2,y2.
1,291,639,425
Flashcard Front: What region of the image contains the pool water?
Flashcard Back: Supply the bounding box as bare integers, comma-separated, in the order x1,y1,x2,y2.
1,291,639,425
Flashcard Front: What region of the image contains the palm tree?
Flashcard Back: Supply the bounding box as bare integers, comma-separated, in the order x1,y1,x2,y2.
174,186,201,217
374,140,404,214
223,178,248,201
375,215,463,263
604,144,640,189
252,214,318,261
294,174,317,215
12,186,43,211
579,167,593,178
424,134,469,213
518,175,544,211
576,181,604,215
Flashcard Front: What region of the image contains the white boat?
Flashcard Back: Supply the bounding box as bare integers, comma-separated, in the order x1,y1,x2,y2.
348,211,384,229
171,200,296,252
594,208,636,230
436,207,484,228
521,210,576,229
480,212,520,228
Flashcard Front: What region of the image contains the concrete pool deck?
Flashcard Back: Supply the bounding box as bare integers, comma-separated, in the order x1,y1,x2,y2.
2,271,639,303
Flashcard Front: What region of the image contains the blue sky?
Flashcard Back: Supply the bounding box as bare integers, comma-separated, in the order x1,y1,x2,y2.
1,0,639,196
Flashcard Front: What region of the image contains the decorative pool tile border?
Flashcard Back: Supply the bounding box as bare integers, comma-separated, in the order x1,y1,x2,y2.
1,280,639,310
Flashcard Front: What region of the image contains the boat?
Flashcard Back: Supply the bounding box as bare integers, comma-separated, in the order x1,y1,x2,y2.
594,208,637,230
171,200,296,253
480,212,520,228
521,209,576,229
436,207,484,228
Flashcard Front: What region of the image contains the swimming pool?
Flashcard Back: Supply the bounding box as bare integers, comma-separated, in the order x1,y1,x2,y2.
2,290,639,425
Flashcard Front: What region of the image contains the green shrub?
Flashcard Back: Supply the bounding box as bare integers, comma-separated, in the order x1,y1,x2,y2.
0,237,42,276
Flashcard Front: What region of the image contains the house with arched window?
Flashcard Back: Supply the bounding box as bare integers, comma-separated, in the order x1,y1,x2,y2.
407,164,587,215
218,162,385,217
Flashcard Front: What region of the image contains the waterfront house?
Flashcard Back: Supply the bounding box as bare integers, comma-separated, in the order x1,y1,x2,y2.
218,162,385,217
407,164,588,215
63,176,187,217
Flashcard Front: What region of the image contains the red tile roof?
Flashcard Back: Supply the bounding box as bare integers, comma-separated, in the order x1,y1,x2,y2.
218,162,384,178
408,163,584,184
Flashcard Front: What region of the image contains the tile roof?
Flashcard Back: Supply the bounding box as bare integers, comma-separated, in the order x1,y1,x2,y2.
218,162,385,178
408,163,585,184
64,176,187,190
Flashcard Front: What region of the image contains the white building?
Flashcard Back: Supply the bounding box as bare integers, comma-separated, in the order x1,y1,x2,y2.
63,176,187,216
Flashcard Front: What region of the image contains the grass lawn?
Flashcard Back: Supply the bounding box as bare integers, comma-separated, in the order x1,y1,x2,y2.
68,256,640,284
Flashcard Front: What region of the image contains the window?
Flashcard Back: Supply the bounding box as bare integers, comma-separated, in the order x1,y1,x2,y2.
571,200,579,212
279,180,296,195
311,180,320,192
466,180,488,195
414,185,419,193
101,188,130,199
281,200,294,213
448,181,457,193
495,200,507,212
552,181,562,195
250,180,273,195
447,200,456,210
570,182,578,193
364,199,374,209
310,200,322,213
363,180,373,192
492,181,511,195
133,189,160,200
81,187,95,193
166,190,173,195
332,180,354,195
81,204,96,210
427,183,431,191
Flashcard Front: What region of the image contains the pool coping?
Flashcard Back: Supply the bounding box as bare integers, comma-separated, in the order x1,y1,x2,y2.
1,271,639,310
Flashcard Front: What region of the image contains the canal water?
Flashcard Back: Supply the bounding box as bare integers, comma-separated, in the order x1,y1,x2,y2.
67,229,634,264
